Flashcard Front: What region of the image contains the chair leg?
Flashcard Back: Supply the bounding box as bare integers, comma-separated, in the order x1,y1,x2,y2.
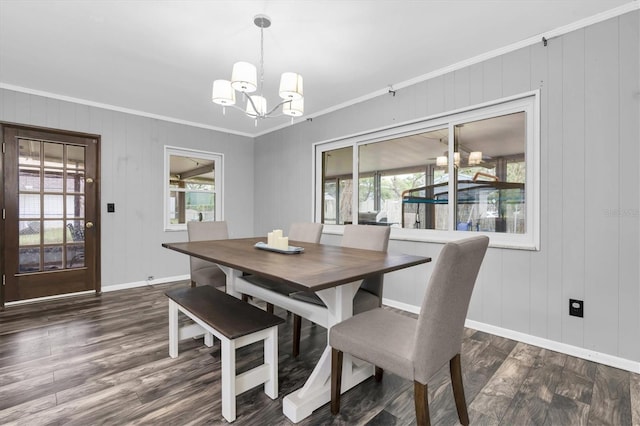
266,303,274,314
331,348,343,415
374,366,383,382
241,294,249,303
292,314,302,357
414,381,431,426
190,280,196,288
450,353,469,426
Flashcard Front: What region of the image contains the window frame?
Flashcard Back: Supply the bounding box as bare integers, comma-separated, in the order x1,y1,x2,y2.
313,91,540,250
163,146,223,232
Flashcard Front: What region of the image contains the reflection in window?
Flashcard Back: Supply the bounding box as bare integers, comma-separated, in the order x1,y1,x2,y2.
165,147,223,230
454,112,526,234
322,146,352,225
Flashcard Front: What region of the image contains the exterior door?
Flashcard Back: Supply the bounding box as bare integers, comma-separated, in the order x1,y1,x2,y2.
1,124,100,306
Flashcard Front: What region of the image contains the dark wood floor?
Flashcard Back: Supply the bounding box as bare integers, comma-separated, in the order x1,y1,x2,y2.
1,281,639,425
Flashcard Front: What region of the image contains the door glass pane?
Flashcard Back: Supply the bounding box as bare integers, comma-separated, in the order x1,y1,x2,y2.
19,220,41,245
14,138,92,279
43,142,64,168
43,220,65,244
66,170,85,193
19,247,40,273
67,244,85,268
44,169,64,192
19,194,40,218
43,246,63,270
66,145,85,170
19,167,40,191
66,195,85,218
66,221,85,242
19,139,40,166
43,194,64,218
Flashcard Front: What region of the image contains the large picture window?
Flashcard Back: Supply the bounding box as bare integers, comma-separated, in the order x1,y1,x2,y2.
164,146,223,231
315,92,539,249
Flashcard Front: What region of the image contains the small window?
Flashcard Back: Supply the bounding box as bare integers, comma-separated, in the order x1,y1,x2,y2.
164,146,223,231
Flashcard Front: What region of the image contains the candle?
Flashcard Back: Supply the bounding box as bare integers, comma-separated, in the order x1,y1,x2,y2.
278,236,289,250
273,229,283,239
267,232,274,247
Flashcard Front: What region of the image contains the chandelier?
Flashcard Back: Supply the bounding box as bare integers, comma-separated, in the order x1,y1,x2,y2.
211,15,304,125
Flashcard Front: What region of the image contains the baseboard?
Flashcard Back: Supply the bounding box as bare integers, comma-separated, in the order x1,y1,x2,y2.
382,298,640,374
101,274,190,292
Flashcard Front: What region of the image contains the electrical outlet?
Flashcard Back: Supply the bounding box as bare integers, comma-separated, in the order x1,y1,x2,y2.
569,299,584,317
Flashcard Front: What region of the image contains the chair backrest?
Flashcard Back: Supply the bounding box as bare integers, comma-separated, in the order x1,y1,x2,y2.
289,222,323,244
412,235,489,383
187,221,229,273
341,225,391,298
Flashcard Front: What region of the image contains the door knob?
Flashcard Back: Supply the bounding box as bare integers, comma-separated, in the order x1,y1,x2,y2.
86,222,94,229
86,178,94,184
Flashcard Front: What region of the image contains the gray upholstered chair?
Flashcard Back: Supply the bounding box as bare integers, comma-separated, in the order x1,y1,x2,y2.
289,224,390,357
329,235,489,426
187,221,229,289
242,222,324,312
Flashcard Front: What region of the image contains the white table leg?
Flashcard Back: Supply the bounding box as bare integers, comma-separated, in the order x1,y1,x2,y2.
219,265,242,299
283,280,372,423
168,300,179,358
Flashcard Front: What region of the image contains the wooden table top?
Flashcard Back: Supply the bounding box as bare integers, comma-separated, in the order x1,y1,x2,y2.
162,237,431,292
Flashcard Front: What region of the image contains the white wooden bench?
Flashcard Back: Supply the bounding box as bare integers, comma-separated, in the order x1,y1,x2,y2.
166,286,285,422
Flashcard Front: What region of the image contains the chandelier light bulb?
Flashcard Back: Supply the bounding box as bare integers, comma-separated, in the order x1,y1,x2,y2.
246,95,267,117
231,62,257,93
212,80,236,106
279,72,303,100
283,98,304,117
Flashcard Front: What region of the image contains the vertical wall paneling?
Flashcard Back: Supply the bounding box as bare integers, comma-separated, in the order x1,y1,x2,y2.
617,10,640,362
444,72,456,111
584,18,620,355
480,249,503,326
529,40,550,339
29,94,46,126
411,81,429,120
426,75,445,116
546,36,565,343
561,29,587,348
482,56,503,102
453,67,471,110
45,96,59,129
468,63,484,106
499,46,533,334
501,46,532,97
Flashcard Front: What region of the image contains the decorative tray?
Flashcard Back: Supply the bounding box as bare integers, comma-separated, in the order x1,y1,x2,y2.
254,241,304,254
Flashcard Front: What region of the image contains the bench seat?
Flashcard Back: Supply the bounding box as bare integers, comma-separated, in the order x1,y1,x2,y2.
166,286,284,422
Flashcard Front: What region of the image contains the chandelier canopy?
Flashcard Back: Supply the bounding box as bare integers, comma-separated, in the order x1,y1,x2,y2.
212,15,304,124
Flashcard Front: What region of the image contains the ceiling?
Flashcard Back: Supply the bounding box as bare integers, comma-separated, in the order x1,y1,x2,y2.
0,0,633,137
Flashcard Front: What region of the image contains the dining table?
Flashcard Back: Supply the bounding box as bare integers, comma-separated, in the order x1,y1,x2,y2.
162,236,430,423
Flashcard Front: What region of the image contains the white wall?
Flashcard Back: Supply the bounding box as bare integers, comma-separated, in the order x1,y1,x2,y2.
0,89,255,288
254,12,640,365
